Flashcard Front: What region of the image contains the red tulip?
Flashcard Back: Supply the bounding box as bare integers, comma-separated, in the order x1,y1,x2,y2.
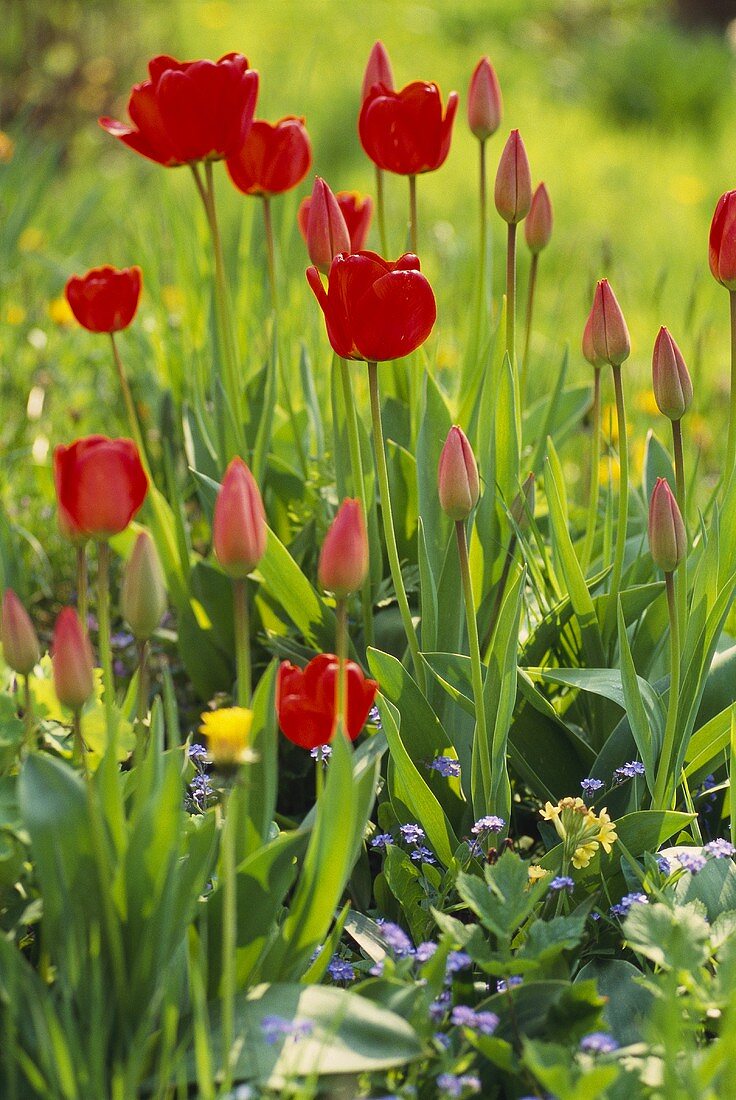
298,190,373,255
359,81,458,176
652,327,693,421
52,608,95,710
318,499,369,597
298,178,351,274
438,427,480,521
54,436,148,540
494,129,532,225
525,183,553,255
213,457,267,578
276,654,378,748
1,589,40,676
65,265,142,334
99,53,259,167
709,190,736,291
467,57,502,142
582,312,605,369
362,41,394,101
648,478,686,573
306,251,436,362
587,279,630,368
226,116,311,197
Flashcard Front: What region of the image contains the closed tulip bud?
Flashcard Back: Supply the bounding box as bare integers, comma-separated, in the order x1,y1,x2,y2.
52,608,95,710
709,190,736,291
494,129,532,225
318,498,369,597
362,41,394,101
213,458,267,578
438,426,480,521
509,473,535,530
588,279,630,367
525,183,553,254
305,177,351,274
467,57,502,142
121,530,167,641
648,478,686,573
582,311,606,369
1,589,40,675
652,327,693,421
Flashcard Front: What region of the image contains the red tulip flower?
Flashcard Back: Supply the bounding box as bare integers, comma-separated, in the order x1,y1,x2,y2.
99,53,259,167
359,81,458,176
65,265,142,333
52,608,95,711
213,457,267,578
362,41,394,102
226,116,311,197
307,251,436,362
467,57,502,142
709,190,736,291
298,190,373,255
54,435,148,541
277,654,378,749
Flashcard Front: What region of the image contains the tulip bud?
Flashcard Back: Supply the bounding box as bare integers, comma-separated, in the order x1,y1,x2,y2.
362,41,394,101
121,530,167,641
494,130,532,225
709,190,736,291
652,327,693,422
509,473,535,531
318,499,369,597
525,183,553,255
52,608,95,710
213,458,267,579
467,57,502,142
588,279,630,367
1,589,40,675
582,311,606,369
305,177,351,275
648,478,686,573
438,426,480,521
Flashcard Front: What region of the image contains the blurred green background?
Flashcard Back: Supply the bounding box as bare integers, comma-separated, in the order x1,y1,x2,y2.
2,0,736,557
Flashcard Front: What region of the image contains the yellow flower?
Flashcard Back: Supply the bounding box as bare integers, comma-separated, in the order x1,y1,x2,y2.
48,297,75,326
572,842,598,869
527,864,549,882
5,304,25,325
0,131,14,163
18,227,45,253
199,707,254,771
594,808,618,854
635,390,660,417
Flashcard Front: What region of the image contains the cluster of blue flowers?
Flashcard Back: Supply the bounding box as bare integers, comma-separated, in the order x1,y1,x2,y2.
426,754,462,778
309,744,332,764
326,956,355,982
450,1005,499,1035
579,1032,619,1054
548,875,575,893
260,1015,314,1045
613,760,646,783
369,821,437,865
496,975,522,992
580,777,604,797
436,1072,481,1096
609,892,648,919
185,743,216,814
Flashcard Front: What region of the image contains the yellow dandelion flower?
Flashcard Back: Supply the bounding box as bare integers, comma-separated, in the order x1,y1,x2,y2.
48,297,75,326
199,706,254,771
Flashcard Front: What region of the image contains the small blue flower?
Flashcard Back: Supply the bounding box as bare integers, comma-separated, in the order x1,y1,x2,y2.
705,838,735,859
261,1015,314,1045
410,845,437,865
188,743,208,761
610,892,648,918
368,704,382,729
327,956,355,982
399,823,426,845
368,960,384,977
310,744,332,763
377,920,414,957
415,941,438,963
471,815,505,835
677,850,707,874
437,1073,481,1097
427,755,461,778
579,1031,619,1054
370,832,394,851
445,950,472,975
450,1004,477,1028
434,1031,451,1049
496,975,522,992
580,777,604,796
429,990,451,1021
656,855,671,876
613,761,646,783
548,875,574,893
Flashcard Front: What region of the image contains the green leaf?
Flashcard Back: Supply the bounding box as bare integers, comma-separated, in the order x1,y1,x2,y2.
518,904,591,969
256,527,338,653
575,958,654,1046
456,851,546,942
624,900,710,971
617,600,659,793
416,370,452,583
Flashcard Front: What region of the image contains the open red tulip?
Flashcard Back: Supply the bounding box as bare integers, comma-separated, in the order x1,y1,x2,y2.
277,654,378,749
65,265,142,333
54,435,148,540
359,81,458,176
226,116,311,196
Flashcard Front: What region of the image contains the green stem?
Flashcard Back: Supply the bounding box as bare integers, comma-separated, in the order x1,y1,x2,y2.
408,174,418,255
505,222,517,363
261,195,278,312
375,165,388,256
110,333,146,462
97,540,117,757
220,788,237,1094
76,543,88,627
521,252,539,403
672,417,687,648
581,368,602,575
133,640,149,770
21,674,34,751
335,598,348,736
728,290,736,480
653,572,681,810
367,361,424,688
478,139,487,318
339,357,373,649
605,365,629,648
233,578,251,707
72,707,86,773
456,520,492,804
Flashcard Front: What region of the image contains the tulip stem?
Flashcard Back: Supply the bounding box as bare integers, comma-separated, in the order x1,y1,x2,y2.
605,365,629,649
261,195,279,313
72,706,87,775
233,578,251,708
368,361,425,689
22,674,34,750
672,417,688,641
521,252,539,404
76,543,88,628
456,520,492,807
581,368,602,575
110,333,146,462
408,175,418,255
375,166,388,256
220,787,237,1094
335,597,348,739
478,138,488,314
191,162,243,454
728,290,736,480
134,640,150,767
505,222,517,363
97,539,118,758
652,571,681,810
339,357,374,650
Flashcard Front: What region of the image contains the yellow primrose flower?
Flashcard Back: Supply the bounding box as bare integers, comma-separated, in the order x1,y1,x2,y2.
199,706,254,772
594,808,618,854
527,864,549,882
49,297,75,326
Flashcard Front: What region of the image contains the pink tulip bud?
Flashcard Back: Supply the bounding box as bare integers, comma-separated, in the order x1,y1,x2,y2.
213,458,267,579
494,129,532,225
121,530,167,641
438,426,480,521
652,327,693,422
1,589,40,675
318,498,369,597
582,312,606,369
509,473,535,530
588,279,630,367
362,41,394,101
525,183,553,255
709,190,736,291
305,177,351,275
648,478,686,573
52,607,95,710
467,57,502,142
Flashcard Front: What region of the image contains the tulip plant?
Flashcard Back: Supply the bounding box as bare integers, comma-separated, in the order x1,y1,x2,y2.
3,30,736,1100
